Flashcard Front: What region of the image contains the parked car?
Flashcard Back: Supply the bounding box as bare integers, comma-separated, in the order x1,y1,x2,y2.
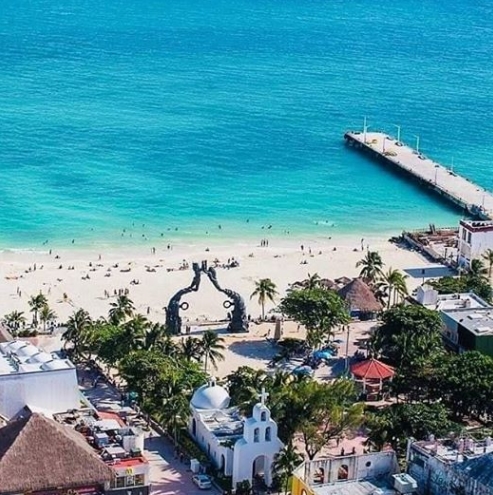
193,474,212,489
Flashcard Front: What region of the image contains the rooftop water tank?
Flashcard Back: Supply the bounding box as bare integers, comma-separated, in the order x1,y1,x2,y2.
392,474,418,494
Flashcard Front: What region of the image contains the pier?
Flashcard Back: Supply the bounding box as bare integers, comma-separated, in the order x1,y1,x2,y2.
344,129,493,220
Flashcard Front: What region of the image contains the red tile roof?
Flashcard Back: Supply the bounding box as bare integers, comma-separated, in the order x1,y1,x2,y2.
350,358,395,380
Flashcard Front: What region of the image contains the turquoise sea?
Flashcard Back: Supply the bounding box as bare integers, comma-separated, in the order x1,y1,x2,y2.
1,0,492,248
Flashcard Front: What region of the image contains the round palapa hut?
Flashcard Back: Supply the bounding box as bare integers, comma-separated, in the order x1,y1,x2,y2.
337,278,382,319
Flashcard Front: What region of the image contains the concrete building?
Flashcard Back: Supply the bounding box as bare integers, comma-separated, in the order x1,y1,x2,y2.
458,220,493,266
0,340,80,419
413,285,493,355
290,451,410,495
189,380,283,488
54,408,151,495
415,285,491,312
441,307,493,357
407,436,493,495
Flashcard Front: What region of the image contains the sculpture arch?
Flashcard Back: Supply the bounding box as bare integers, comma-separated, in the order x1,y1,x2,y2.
165,260,249,334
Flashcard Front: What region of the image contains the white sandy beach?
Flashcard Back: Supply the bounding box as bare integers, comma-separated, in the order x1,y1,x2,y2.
0,234,439,326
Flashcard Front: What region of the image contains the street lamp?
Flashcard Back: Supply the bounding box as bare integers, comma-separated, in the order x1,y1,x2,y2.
414,135,420,154
383,136,386,153
363,116,369,143
393,124,401,143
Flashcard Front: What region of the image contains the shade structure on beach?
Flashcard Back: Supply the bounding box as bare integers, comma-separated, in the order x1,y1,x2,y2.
350,358,395,381
337,278,383,316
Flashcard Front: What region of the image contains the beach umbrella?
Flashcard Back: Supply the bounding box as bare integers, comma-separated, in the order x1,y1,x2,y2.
313,350,334,360
293,365,314,377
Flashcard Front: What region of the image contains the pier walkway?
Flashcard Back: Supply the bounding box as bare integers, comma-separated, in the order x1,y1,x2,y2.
344,131,493,220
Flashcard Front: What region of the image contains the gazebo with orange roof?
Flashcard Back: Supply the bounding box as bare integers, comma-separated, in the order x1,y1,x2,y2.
350,357,395,400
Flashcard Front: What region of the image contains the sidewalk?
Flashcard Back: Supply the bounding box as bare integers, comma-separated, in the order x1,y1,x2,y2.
80,369,219,495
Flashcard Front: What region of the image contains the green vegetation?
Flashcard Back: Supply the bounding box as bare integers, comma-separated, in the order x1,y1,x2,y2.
225,367,364,460
369,305,443,368
279,287,350,348
429,259,492,302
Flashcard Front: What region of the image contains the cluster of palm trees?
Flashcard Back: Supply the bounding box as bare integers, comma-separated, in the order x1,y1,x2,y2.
61,294,226,373
3,293,57,335
356,251,408,308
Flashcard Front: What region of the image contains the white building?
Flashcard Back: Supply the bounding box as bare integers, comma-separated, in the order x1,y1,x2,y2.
189,379,283,488
407,436,493,495
458,220,493,266
0,340,80,419
415,285,491,312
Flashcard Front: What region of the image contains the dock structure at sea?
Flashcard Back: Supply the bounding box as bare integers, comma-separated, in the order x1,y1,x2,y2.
344,129,493,220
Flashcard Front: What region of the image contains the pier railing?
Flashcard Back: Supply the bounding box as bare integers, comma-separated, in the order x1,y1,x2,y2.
344,130,493,221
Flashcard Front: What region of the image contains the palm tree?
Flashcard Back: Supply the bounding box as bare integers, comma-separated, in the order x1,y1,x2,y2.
273,442,303,495
180,337,203,362
62,309,93,358
250,278,278,320
143,322,171,351
469,258,488,280
483,249,493,278
39,304,57,332
3,311,25,334
28,293,48,327
377,268,409,308
356,251,384,284
120,314,147,353
305,273,321,290
108,294,135,325
201,330,225,372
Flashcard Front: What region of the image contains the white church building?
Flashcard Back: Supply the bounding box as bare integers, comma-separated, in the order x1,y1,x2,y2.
189,379,283,487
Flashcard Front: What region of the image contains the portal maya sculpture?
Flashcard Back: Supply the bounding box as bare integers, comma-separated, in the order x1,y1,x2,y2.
165,260,249,334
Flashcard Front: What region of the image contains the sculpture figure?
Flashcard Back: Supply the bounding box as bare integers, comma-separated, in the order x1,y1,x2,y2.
165,262,202,335
204,262,249,333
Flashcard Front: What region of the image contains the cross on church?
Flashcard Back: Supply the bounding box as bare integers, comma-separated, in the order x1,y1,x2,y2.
258,387,269,405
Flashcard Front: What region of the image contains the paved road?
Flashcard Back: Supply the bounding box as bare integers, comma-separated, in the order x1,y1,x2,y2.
80,370,219,495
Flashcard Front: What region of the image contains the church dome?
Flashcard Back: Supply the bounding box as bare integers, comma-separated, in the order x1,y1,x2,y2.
191,382,231,410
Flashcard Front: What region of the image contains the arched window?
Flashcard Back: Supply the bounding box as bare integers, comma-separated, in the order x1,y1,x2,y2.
338,464,349,480
192,418,197,436
254,427,260,443
261,411,267,421
265,426,271,442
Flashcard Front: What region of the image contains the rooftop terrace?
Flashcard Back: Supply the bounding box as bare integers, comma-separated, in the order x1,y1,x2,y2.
0,340,74,375
411,437,493,464
198,407,244,439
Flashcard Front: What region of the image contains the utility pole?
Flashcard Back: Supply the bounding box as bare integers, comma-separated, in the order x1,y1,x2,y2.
345,325,350,372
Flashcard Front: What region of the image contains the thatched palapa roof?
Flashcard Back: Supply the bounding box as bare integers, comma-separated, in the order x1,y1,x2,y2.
0,323,13,344
338,278,383,313
0,413,114,493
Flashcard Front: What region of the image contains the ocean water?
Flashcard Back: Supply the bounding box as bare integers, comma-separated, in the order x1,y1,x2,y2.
0,0,492,248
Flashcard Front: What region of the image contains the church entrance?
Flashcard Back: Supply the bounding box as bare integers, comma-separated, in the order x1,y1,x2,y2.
252,455,268,492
